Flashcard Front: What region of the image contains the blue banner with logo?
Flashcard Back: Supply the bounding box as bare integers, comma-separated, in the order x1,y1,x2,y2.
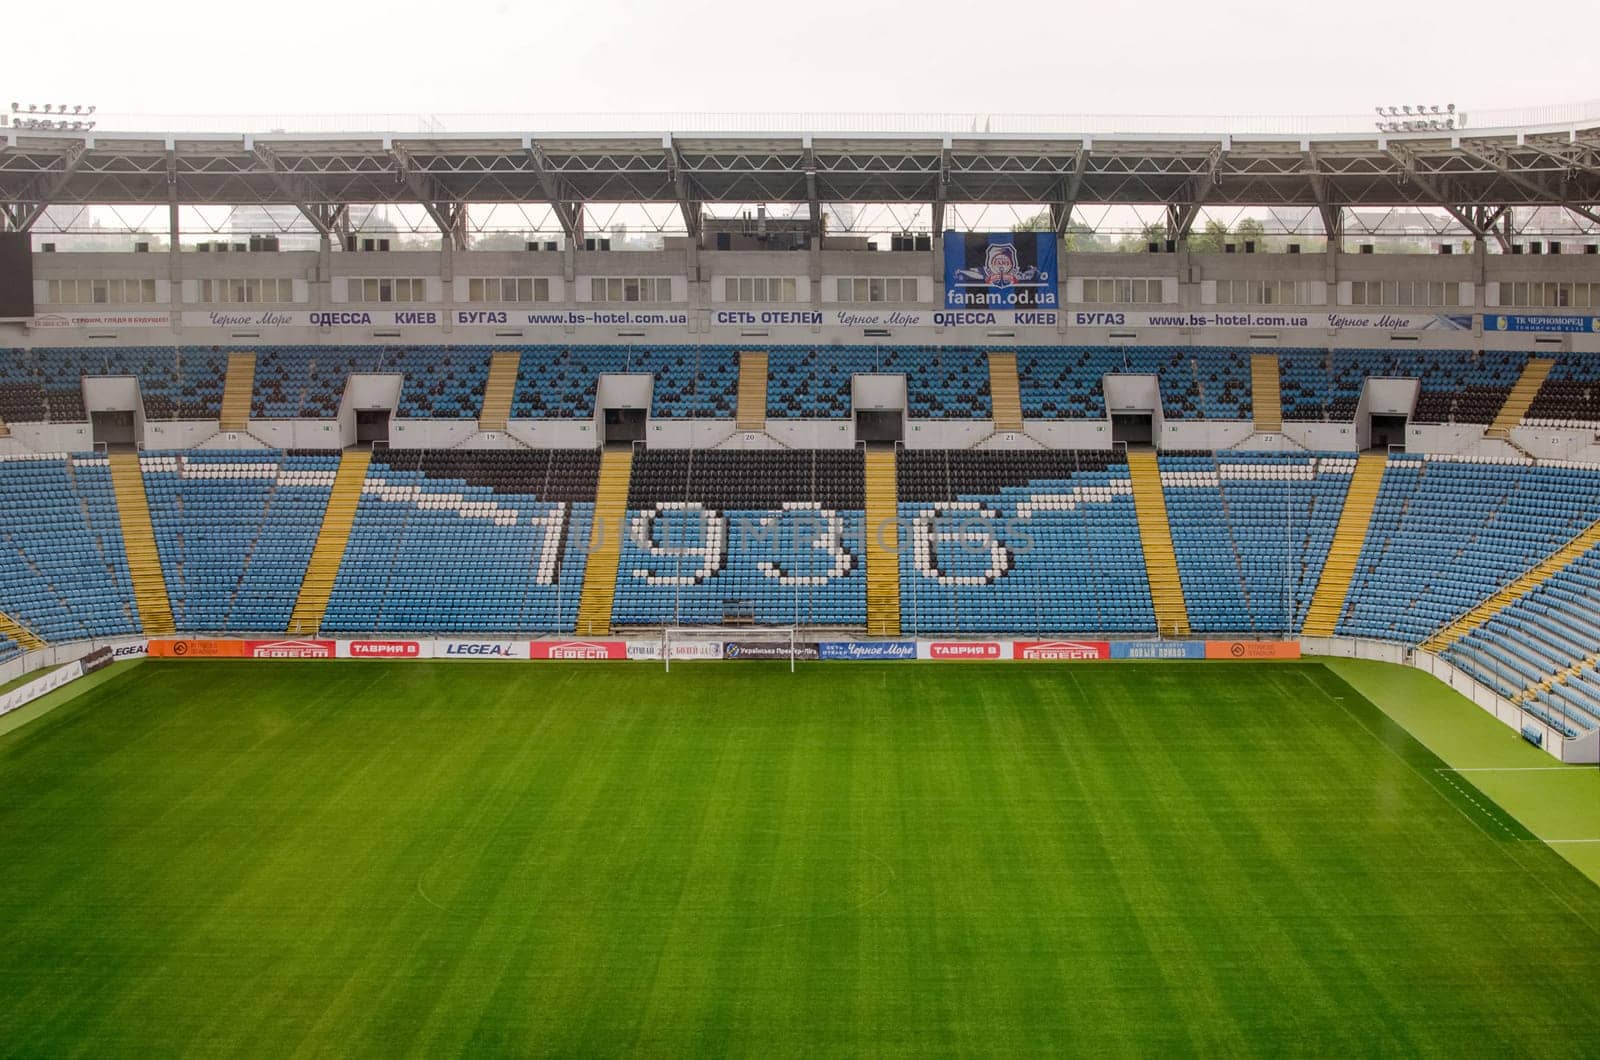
943,232,1058,309
1111,641,1207,660
818,641,917,660
1487,313,1600,334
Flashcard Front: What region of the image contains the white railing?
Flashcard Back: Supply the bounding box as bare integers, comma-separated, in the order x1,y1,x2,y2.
23,100,1600,138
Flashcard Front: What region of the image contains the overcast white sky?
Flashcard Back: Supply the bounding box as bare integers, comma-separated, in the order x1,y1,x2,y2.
10,0,1594,120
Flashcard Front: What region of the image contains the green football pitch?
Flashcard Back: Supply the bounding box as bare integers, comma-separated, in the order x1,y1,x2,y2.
2,660,1598,1056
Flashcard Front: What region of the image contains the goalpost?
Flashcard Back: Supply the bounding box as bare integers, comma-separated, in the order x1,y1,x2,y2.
660,626,800,673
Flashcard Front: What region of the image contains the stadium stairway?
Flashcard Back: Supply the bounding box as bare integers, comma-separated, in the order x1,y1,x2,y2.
736,351,769,431
1125,451,1190,636
1487,357,1554,438
988,352,1023,431
108,452,176,635
0,609,44,652
864,448,901,636
218,352,256,432
286,450,372,634
1422,514,1600,652
1301,451,1387,636
480,351,520,431
574,448,634,635
1251,354,1282,433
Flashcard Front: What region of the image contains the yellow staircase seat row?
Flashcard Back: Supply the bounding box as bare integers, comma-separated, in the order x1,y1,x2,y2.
480,351,521,432
218,351,257,432
988,352,1023,432
1250,353,1282,434
0,609,44,652
1125,451,1190,637
1301,452,1388,637
108,452,176,636
864,449,901,637
287,450,373,635
574,448,635,636
736,351,769,431
1486,357,1553,437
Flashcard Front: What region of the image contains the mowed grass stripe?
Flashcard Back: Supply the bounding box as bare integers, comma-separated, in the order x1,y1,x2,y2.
0,660,1597,1057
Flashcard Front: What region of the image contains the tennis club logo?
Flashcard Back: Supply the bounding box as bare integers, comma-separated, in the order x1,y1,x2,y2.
247,639,335,659
1012,640,1110,661
530,640,626,660
928,642,1002,659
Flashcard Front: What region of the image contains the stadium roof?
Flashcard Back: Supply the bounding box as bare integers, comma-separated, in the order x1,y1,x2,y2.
2,117,1598,242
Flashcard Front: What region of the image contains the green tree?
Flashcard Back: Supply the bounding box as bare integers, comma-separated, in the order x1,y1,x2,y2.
1186,219,1231,254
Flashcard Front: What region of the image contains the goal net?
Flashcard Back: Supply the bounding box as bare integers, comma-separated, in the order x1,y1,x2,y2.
660,626,800,672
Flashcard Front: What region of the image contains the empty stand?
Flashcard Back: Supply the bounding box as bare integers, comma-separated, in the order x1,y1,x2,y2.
108,451,175,635
142,450,338,632
1443,539,1600,733
988,352,1023,431
511,346,738,419
1126,451,1190,636
865,449,900,635
1300,452,1385,637
324,449,597,634
736,351,769,431
1161,452,1354,634
1488,357,1554,437
896,450,1155,635
1424,514,1600,651
480,350,520,431
287,450,372,634
1337,455,1600,642
1250,354,1282,433
611,448,866,627
0,454,141,642
219,352,256,431
1526,352,1600,425
575,449,634,634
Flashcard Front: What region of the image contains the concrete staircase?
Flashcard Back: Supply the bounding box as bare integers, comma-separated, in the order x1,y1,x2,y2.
1487,357,1554,438
218,351,256,432
286,450,372,635
1301,452,1387,637
0,610,44,652
574,448,634,636
480,350,521,432
1125,451,1190,636
107,452,175,635
1250,353,1282,433
988,352,1023,431
736,351,769,431
864,448,901,636
1422,515,1600,652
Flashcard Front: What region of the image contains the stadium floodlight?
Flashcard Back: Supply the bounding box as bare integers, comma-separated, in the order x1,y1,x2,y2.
8,102,99,133
1374,102,1457,134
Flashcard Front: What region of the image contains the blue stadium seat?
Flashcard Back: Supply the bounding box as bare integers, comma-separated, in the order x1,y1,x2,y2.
1161,451,1355,633
324,449,597,633
141,449,339,631
0,453,141,640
